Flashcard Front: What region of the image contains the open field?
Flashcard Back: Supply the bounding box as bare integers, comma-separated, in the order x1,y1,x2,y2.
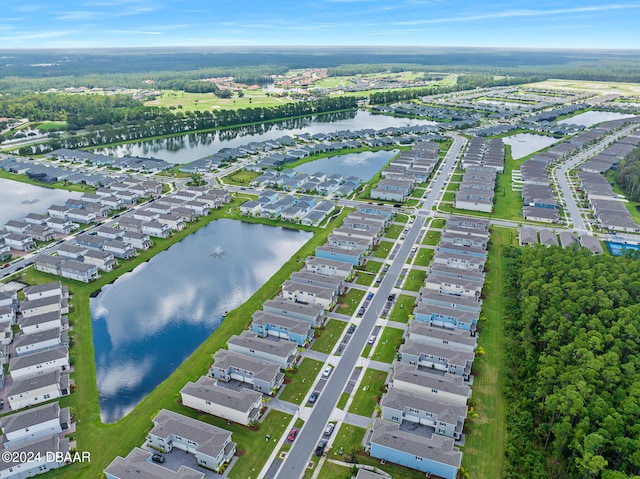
311,319,347,354
348,368,388,417
371,327,404,363
528,78,640,95
388,294,416,323
280,358,324,404
145,89,291,112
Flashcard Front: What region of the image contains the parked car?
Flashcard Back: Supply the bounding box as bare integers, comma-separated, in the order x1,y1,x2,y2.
151,454,165,464
411,246,417,253
382,264,389,272
400,233,406,240
308,392,318,404
367,292,374,300
358,307,365,316
287,429,298,441
324,423,335,437
1,263,9,269
388,294,396,302
323,366,333,377
315,440,328,456
348,324,356,333
375,276,382,284
368,335,376,345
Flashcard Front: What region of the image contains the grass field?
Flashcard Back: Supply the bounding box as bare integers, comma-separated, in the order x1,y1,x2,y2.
348,368,388,418
328,423,367,460
354,271,375,287
460,226,510,479
371,327,404,363
336,288,365,316
311,320,347,354
412,248,434,267
388,294,416,323
385,224,404,240
430,218,446,229
318,462,353,479
280,358,324,404
224,169,261,186
336,392,350,410
145,89,291,112
372,241,394,259
362,260,382,274
422,230,441,245
402,269,427,292
35,120,67,130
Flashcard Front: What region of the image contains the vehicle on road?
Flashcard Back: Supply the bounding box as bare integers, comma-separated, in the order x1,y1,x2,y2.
375,276,382,284
382,264,389,272
400,233,406,240
348,324,356,333
388,294,395,302
151,454,165,463
1,263,9,269
287,429,298,441
323,366,333,377
308,392,318,404
358,307,365,316
411,246,417,253
368,335,376,345
367,292,374,300
324,423,335,436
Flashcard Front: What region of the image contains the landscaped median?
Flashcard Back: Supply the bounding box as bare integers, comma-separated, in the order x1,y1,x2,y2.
7,204,354,478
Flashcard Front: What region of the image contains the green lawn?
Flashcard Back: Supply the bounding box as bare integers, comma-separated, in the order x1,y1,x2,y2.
422,231,441,245
336,392,350,410
348,368,388,417
362,260,382,274
385,224,403,239
372,241,394,259
388,294,416,323
430,218,446,229
280,358,324,404
354,272,375,287
460,226,510,479
36,120,67,130
371,327,405,363
145,89,290,112
442,191,456,202
311,320,347,354
413,248,434,267
328,423,367,460
336,288,365,316
224,168,261,186
446,181,460,192
404,199,420,207
410,188,425,198
318,462,353,479
360,344,373,359
394,213,409,223
492,144,526,220
402,269,427,292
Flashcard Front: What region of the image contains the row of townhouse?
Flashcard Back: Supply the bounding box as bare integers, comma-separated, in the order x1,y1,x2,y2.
5,283,72,412
250,170,361,198
239,192,336,226
367,215,490,479
105,409,236,478
519,226,604,253
461,136,505,173
0,402,72,479
454,165,498,213
49,148,173,174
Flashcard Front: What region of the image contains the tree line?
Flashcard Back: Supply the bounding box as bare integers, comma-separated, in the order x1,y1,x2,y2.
503,245,640,479
615,145,640,202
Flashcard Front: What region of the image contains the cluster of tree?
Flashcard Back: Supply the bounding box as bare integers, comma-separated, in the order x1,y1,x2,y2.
15,96,358,155
503,245,640,479
327,63,448,78
615,145,640,202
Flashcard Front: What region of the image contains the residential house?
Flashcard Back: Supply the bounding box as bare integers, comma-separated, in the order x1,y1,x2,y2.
209,349,284,395
419,290,482,314
105,447,206,479
18,311,68,335
157,214,186,231
304,256,353,278
45,217,77,235
47,205,69,220
60,260,99,283
369,419,461,479
57,244,88,260
408,321,477,353
4,233,36,251
399,339,474,380
315,244,366,266
102,240,135,259
94,226,124,240
25,225,55,242
34,254,64,276
83,250,117,272
262,298,324,326
14,328,68,357
9,346,69,380
381,386,467,439
281,280,336,309
7,371,70,410
24,213,48,225
66,208,96,224
0,435,70,479
250,311,314,347
391,362,471,406
0,402,70,448
122,231,152,250
180,376,262,426
117,217,143,233
4,220,30,234
20,295,67,318
141,221,170,238
147,409,236,473
227,331,298,370
23,282,67,302
421,274,482,302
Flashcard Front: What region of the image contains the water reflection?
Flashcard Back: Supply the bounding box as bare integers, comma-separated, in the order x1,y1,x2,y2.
294,150,398,181
0,177,82,225
91,219,311,423
95,110,435,164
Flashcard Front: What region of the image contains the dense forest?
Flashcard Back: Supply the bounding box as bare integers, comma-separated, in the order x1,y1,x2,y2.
503,245,640,479
615,145,640,202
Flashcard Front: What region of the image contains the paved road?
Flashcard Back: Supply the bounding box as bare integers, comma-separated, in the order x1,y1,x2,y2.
274,134,467,479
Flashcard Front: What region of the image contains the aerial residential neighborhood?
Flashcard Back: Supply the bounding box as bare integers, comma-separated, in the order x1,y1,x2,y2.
1,4,640,479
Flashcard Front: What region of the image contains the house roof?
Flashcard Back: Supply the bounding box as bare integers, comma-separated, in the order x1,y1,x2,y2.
251,311,313,335
262,298,324,318
181,376,262,413
21,295,63,311
212,349,280,382
10,346,68,371
413,302,478,325
0,435,70,469
14,327,62,349
400,339,474,365
381,386,467,425
370,418,462,467
8,370,63,396
228,331,297,359
61,260,98,273
0,402,64,434
305,256,353,272
409,322,477,348
391,362,470,397
149,409,233,460
19,310,65,329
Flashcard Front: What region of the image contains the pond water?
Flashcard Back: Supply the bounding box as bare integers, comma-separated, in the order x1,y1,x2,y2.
95,110,436,164
293,150,398,181
90,219,312,423
502,133,560,160
557,111,637,128
0,177,81,225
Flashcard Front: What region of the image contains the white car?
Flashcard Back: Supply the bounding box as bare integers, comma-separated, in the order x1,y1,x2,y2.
323,366,333,377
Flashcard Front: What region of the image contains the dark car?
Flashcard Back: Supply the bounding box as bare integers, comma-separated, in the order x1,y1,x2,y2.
388,293,396,302
348,324,356,333
358,307,365,316
151,454,165,463
367,292,374,300
315,440,328,456
308,392,318,404
382,264,389,272
287,428,298,441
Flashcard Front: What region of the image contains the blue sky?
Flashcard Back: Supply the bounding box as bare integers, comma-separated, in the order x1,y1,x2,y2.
1,0,638,49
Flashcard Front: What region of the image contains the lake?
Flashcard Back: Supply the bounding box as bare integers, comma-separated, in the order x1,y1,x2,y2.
502,133,560,160
90,219,312,423
95,110,436,164
558,111,637,128
0,177,81,225
294,150,398,181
